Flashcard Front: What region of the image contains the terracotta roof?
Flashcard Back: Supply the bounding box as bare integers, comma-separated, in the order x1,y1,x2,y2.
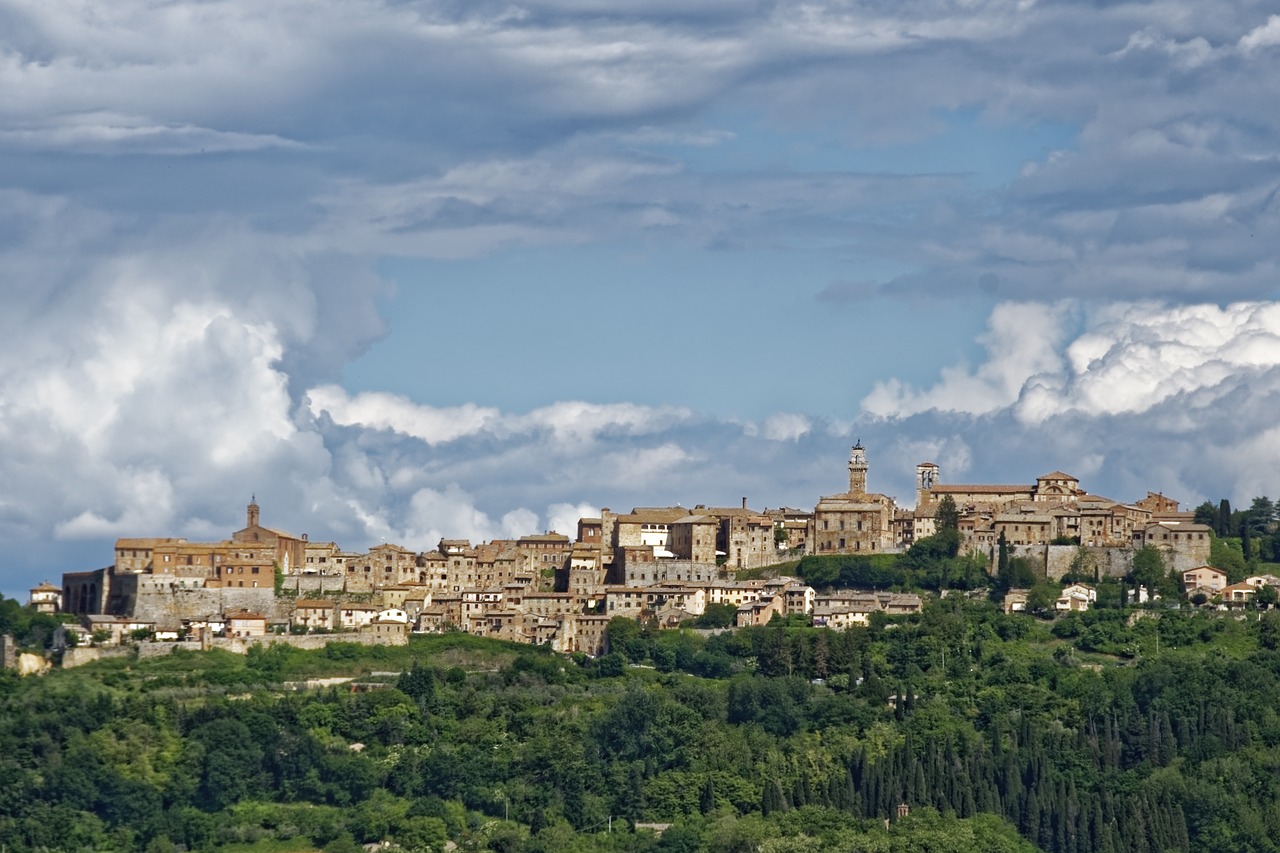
115,537,186,548
930,484,1032,494
518,533,571,543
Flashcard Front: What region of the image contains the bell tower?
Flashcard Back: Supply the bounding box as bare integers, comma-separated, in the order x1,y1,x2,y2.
247,496,260,529
916,462,939,506
848,442,868,495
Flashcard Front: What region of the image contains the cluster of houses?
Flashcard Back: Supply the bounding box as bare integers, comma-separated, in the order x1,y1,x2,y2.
34,445,1242,656
45,494,927,654
1000,565,1280,616
814,444,1214,563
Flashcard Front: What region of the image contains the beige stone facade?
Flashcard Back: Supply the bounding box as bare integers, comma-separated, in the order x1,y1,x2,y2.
808,444,895,555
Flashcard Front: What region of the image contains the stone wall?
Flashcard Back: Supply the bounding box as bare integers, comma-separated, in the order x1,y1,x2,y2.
0,633,15,669
113,574,279,626
1009,544,1184,582
283,575,348,595
624,560,720,587
62,646,133,669
207,631,405,655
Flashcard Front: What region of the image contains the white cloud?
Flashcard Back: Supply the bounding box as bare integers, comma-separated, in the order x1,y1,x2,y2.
1240,15,1280,53
864,301,1280,426
308,385,692,446
307,386,500,446
862,302,1071,418
547,501,599,535
759,413,812,442
0,112,304,155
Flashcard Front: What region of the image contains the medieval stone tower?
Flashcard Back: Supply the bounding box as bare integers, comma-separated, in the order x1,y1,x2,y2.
916,462,940,507
848,443,868,495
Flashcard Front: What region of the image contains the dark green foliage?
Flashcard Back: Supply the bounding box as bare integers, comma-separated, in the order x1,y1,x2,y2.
686,602,737,628
4,604,1280,851
0,593,72,651
799,536,988,592
936,495,961,533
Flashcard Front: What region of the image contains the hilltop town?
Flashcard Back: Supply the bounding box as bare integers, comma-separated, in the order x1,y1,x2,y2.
23,443,1230,663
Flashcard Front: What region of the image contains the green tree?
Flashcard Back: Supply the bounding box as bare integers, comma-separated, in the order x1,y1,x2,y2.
1210,534,1246,580
1025,584,1059,619
1193,500,1219,530
1130,546,1166,603
936,495,960,533
1248,496,1275,533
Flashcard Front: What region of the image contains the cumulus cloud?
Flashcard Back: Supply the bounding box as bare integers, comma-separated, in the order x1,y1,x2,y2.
863,302,1071,418
860,300,1280,506
864,301,1280,426
308,386,692,446
758,413,813,442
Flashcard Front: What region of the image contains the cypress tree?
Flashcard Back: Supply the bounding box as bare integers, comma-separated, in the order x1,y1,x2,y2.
998,531,1010,584
761,779,788,816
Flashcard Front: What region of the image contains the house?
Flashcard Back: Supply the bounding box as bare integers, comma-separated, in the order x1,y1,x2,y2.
83,614,156,645
1056,583,1096,612
27,581,62,614
293,599,336,631
1182,565,1227,594
736,595,785,627
1003,589,1029,614
361,618,410,645
337,603,380,629
226,611,267,638
1220,582,1258,605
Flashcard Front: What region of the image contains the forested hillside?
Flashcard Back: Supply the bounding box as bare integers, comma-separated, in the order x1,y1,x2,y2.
4,598,1280,852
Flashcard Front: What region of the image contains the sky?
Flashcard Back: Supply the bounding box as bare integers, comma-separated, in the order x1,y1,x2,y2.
3,0,1280,597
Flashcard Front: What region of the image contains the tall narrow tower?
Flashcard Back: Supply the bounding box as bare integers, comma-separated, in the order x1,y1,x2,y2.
848,442,868,495
247,496,260,529
916,462,940,506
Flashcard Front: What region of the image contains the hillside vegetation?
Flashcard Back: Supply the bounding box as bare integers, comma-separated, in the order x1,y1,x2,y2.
4,596,1280,852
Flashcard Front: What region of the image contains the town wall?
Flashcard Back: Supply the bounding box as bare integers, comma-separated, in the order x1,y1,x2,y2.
282,575,348,595
1009,544,1200,581
62,647,133,669
114,574,279,626
1009,545,1133,580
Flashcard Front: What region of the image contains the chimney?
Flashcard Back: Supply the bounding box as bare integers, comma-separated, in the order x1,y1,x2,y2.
742,497,747,510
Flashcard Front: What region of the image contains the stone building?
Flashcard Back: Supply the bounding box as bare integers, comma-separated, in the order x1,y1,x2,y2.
517,533,572,579
808,443,896,555
28,581,62,614
231,498,308,574
668,515,719,564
